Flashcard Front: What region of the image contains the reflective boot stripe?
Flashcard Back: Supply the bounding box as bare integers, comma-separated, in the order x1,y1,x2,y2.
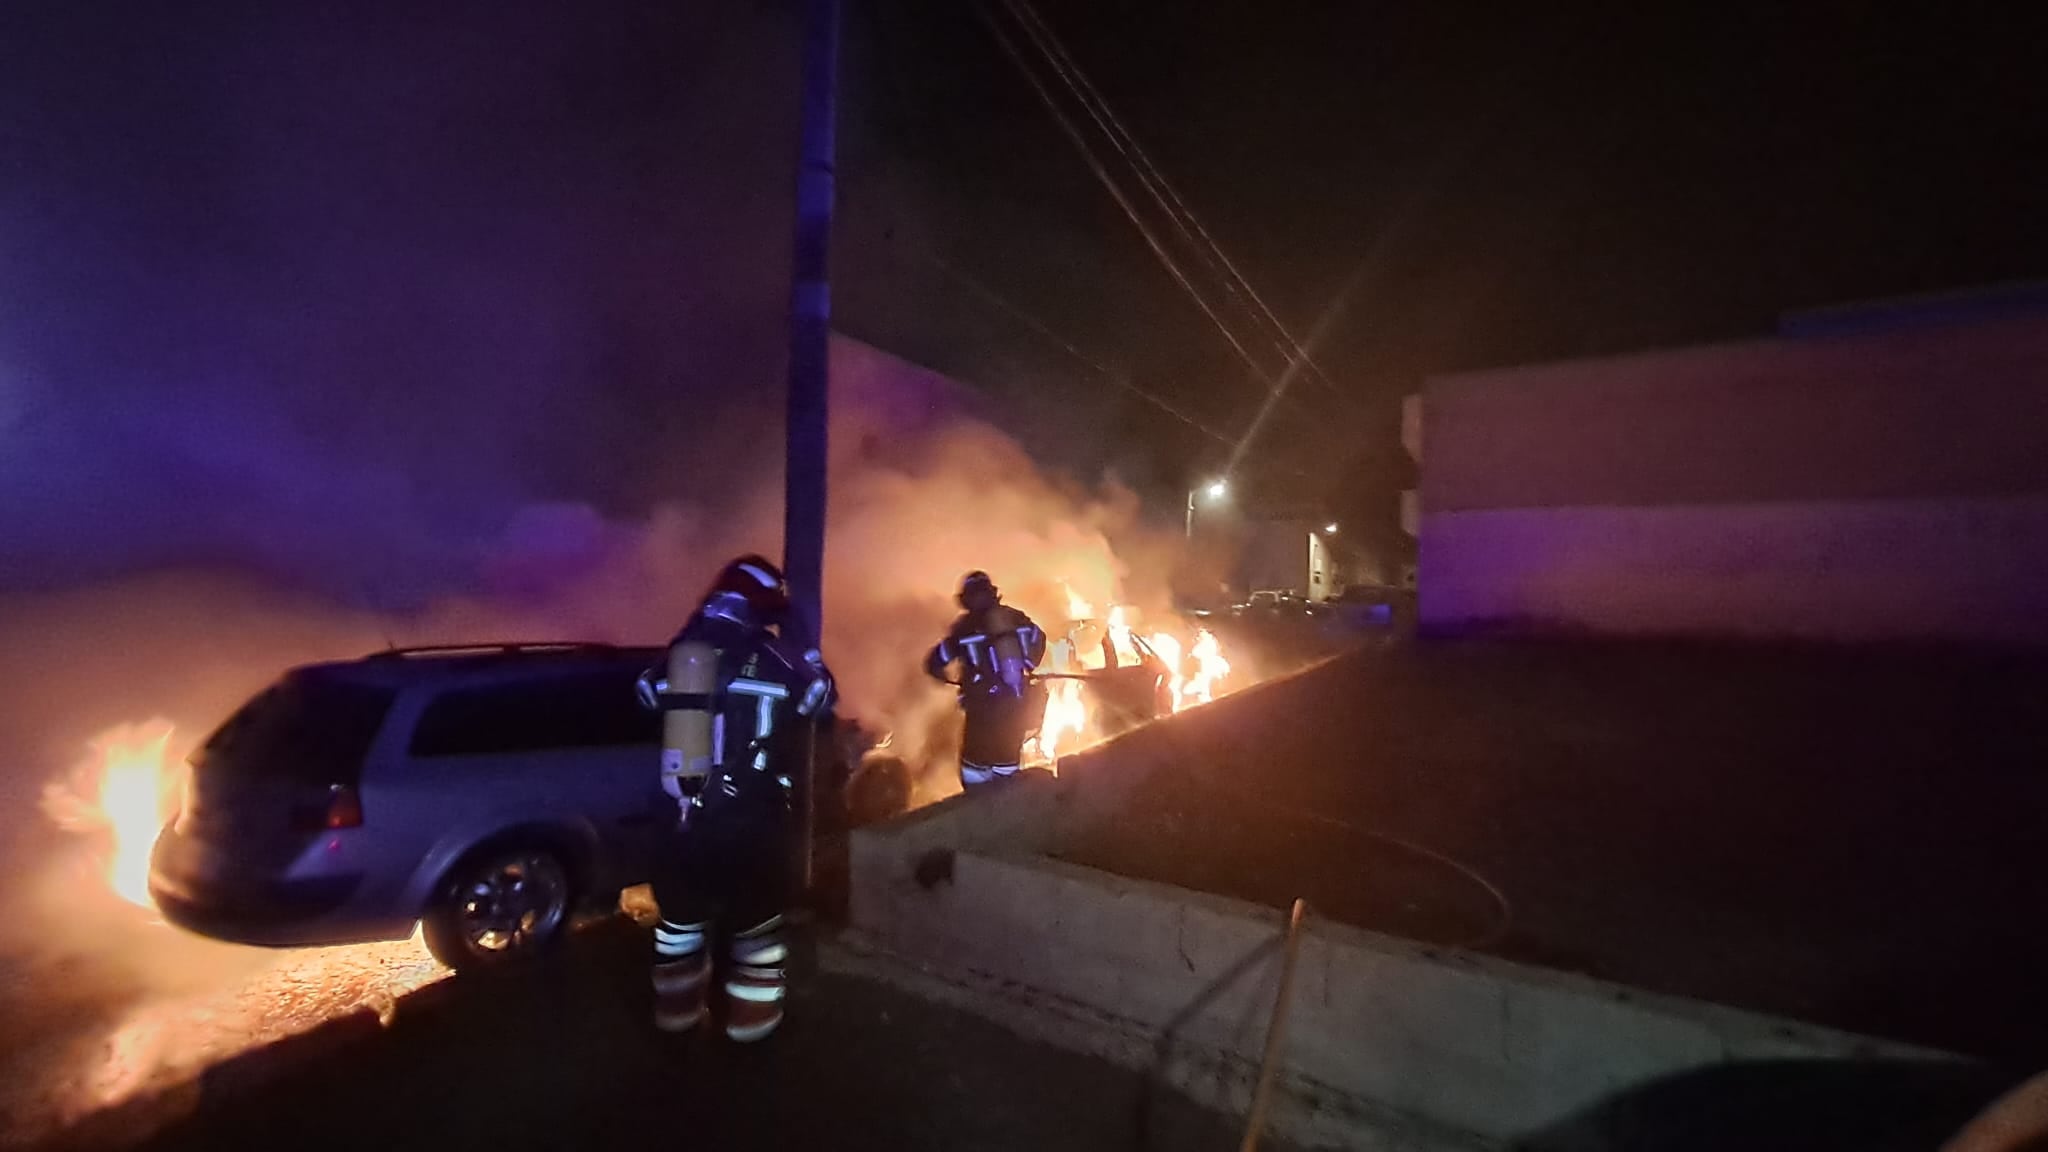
652,920,711,1032
723,964,787,1043
730,914,788,967
654,918,709,958
724,1013,783,1043
724,980,788,1004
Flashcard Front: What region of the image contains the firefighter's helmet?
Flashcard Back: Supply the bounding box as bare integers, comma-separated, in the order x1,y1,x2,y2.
958,570,999,611
704,554,792,621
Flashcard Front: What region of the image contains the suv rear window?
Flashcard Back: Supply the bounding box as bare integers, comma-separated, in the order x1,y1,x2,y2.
200,675,397,782
408,667,657,758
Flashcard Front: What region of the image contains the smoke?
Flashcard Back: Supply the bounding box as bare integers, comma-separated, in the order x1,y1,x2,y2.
0,333,1182,980
0,0,808,603
0,3,1194,1106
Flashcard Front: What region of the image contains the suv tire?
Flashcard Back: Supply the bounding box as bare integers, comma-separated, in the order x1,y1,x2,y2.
422,844,575,971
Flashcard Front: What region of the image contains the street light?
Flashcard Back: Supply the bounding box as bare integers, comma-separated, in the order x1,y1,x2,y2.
1186,478,1228,537
1323,522,1339,534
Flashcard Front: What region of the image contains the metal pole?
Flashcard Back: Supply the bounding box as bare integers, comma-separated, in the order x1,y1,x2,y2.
783,0,839,896
1185,488,1196,538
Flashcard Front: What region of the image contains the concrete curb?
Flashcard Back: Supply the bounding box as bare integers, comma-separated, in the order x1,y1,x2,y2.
846,707,1975,1150
820,931,1485,1151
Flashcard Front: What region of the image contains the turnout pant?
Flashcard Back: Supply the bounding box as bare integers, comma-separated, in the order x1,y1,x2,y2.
959,692,1031,788
649,805,790,1042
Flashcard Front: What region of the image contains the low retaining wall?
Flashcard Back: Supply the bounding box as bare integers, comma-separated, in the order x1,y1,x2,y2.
847,706,1960,1149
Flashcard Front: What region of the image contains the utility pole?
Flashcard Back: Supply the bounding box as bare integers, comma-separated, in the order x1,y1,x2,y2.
783,0,838,646
783,0,839,898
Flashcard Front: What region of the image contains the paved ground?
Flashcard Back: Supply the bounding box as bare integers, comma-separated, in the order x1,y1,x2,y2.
36,919,1288,1152
1063,638,2048,1063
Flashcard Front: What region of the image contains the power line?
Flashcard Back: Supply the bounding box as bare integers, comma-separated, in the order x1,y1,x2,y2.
999,0,1358,412
912,244,1245,449
974,0,1352,486
971,0,1285,405
1229,118,1507,475
969,0,1352,495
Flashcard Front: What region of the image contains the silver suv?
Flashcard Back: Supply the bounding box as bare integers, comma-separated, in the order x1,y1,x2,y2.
148,643,667,969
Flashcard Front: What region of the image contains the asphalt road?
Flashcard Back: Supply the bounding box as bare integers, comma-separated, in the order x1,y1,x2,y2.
31,919,1282,1152
0,875,449,1149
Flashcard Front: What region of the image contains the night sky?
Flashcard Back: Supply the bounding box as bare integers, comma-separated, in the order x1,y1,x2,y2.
4,0,2043,585
845,0,2048,543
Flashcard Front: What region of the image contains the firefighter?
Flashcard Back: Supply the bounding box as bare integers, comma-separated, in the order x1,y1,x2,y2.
635,554,834,1042
925,570,1046,789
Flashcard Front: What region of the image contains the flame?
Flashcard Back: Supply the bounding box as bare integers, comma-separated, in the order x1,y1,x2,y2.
1029,600,1233,765
1149,631,1186,710
1064,582,1094,621
1037,678,1088,761
1105,605,1143,668
41,720,179,907
1186,629,1230,705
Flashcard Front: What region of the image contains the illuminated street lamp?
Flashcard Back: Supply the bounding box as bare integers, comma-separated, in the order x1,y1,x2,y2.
1186,478,1228,537
1323,522,1339,534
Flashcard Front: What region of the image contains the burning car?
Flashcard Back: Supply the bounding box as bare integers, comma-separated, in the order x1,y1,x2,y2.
148,643,669,970
1029,611,1172,752
841,603,1232,821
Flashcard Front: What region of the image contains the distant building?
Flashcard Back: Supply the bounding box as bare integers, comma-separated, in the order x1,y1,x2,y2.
1417,288,2048,644
1238,519,1347,602
1399,393,1422,590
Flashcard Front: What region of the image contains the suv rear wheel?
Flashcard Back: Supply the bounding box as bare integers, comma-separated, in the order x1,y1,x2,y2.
423,845,574,971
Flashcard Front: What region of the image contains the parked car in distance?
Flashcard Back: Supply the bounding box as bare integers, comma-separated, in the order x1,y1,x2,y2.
1233,589,1314,618
149,643,671,970
1323,583,1416,634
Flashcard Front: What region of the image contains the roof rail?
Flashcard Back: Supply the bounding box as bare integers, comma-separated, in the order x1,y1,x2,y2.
369,642,621,661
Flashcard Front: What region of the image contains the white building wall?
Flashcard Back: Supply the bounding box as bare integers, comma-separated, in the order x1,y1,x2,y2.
1420,313,2048,643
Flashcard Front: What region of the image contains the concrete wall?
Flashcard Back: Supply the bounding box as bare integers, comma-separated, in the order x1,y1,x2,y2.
846,684,1950,1150
849,780,1943,1150
1419,314,2048,643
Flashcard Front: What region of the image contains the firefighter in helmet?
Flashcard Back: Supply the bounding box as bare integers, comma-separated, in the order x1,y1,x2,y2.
635,554,834,1041
925,571,1046,789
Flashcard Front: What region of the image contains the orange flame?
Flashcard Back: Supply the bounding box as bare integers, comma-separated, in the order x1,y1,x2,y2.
1185,629,1230,705
1105,605,1144,668
1149,631,1186,710
1037,678,1088,761
1030,600,1233,765
42,720,179,907
1064,582,1094,621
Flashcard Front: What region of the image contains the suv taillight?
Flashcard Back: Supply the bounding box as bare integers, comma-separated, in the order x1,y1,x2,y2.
291,784,363,831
